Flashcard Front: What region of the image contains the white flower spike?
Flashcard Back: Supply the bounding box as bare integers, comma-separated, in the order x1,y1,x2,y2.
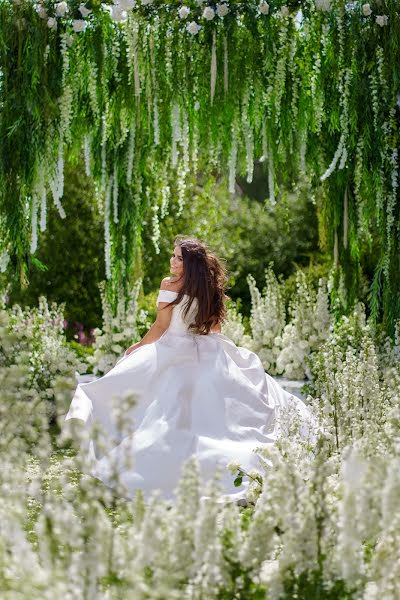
258,1,270,15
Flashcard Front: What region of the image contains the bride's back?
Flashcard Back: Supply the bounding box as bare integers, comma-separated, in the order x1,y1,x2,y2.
157,289,199,335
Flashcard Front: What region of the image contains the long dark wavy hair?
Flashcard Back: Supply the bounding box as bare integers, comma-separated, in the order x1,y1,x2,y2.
168,236,228,335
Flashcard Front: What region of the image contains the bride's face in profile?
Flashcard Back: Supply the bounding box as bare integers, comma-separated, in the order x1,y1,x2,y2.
170,245,184,278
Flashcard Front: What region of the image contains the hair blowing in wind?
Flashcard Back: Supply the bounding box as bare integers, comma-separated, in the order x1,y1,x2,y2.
171,236,228,335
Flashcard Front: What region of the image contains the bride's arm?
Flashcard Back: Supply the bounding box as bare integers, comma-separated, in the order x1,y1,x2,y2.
125,300,173,355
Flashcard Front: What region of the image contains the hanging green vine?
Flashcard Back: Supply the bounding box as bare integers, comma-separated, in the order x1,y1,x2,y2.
0,0,399,331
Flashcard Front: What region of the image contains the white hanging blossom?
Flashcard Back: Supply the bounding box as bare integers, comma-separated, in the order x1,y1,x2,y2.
30,194,38,254
153,97,160,145
210,31,217,104
386,145,398,260
223,35,229,94
171,102,181,168
59,33,73,143
310,54,323,134
127,19,141,94
273,20,289,126
354,136,364,205
84,135,91,177
34,164,47,233
228,127,238,194
126,119,136,185
243,118,254,184
49,140,66,219
320,133,345,182
150,202,161,254
0,251,10,273
112,164,119,224
104,184,112,279
268,141,275,204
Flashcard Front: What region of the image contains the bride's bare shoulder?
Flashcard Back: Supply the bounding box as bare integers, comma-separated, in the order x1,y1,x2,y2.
160,276,182,292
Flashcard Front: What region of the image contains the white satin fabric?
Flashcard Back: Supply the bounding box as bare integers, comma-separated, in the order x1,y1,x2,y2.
65,290,312,501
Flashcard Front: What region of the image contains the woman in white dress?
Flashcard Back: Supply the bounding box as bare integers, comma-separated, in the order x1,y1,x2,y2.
65,236,312,501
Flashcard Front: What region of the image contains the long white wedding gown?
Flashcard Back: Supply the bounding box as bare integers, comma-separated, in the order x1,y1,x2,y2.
65,289,313,501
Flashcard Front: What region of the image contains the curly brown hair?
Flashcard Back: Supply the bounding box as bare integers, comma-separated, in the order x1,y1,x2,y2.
169,236,228,335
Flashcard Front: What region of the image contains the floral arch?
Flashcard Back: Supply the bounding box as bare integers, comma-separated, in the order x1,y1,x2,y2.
0,0,399,330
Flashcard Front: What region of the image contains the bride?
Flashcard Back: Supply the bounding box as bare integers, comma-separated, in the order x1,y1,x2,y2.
65,236,313,501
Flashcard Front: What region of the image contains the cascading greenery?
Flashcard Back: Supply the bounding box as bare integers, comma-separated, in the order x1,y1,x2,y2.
0,0,399,331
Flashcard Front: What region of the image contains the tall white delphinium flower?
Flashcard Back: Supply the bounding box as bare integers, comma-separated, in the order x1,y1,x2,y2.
167,459,200,582
91,280,141,375
248,269,285,374
239,450,280,570
336,447,366,587
221,304,252,348
276,272,330,379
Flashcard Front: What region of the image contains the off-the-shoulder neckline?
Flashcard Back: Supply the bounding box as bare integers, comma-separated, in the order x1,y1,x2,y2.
159,290,190,298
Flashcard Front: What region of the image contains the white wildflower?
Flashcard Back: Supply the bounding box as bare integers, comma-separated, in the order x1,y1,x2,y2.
47,17,57,30
55,1,68,17
72,19,86,32
203,6,215,20
258,1,270,15
315,0,330,10
36,5,48,19
178,6,190,19
78,4,92,18
375,15,388,27
187,21,201,34
362,3,372,16
227,461,241,474
216,3,229,17
111,6,127,22
281,5,289,17
118,0,135,9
